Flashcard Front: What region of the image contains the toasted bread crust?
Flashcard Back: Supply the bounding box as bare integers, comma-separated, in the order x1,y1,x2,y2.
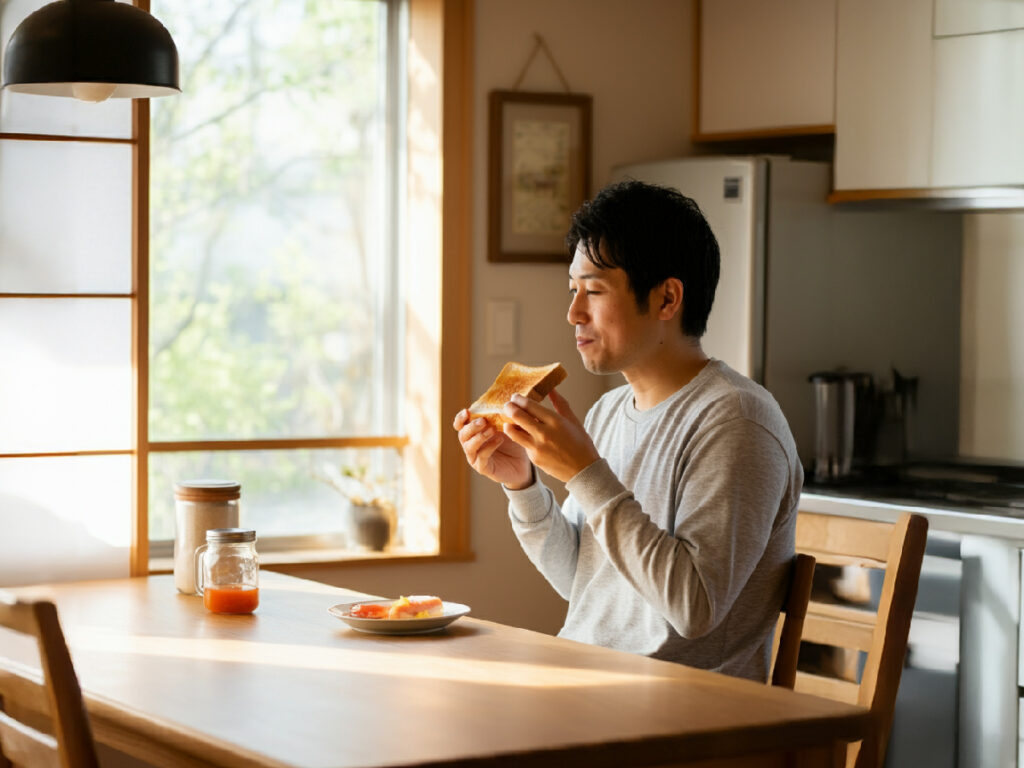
468,361,568,428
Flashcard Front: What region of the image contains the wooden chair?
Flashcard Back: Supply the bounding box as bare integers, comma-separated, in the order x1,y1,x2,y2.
0,593,99,768
789,511,928,768
770,552,817,689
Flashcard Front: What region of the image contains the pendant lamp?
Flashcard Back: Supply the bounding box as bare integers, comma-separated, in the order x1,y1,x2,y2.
2,0,179,102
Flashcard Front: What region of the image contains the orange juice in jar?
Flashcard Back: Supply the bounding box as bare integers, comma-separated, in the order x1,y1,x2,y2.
204,584,260,614
195,528,259,614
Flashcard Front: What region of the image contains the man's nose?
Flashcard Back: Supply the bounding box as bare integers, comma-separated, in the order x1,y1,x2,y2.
567,294,584,325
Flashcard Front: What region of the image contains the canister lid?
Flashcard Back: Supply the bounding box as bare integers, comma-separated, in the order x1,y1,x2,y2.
173,480,241,502
205,527,256,543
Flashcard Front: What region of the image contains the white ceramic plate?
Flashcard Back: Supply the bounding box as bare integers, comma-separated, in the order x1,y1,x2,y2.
328,600,471,635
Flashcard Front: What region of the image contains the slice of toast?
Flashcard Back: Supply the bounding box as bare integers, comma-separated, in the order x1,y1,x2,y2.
468,361,568,429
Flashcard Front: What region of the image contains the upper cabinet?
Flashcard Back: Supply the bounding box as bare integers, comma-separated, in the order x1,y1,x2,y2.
833,0,934,190
834,0,1024,193
931,30,1024,187
934,0,1024,36
697,0,836,139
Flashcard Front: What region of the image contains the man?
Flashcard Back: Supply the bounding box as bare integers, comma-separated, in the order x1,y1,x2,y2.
453,180,802,681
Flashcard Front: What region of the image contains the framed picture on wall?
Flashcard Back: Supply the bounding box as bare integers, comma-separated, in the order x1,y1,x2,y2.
488,90,592,263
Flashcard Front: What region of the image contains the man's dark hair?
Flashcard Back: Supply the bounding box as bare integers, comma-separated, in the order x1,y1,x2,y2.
566,179,721,338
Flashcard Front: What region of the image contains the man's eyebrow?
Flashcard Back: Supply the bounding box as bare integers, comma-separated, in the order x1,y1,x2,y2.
568,271,606,281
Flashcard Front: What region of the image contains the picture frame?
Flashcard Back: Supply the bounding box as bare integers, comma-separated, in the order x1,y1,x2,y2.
488,90,592,263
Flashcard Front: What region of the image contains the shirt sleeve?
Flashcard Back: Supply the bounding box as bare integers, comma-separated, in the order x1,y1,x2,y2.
504,477,582,601
568,417,789,639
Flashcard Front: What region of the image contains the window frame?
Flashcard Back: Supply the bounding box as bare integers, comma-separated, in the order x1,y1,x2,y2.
135,0,473,573
0,0,473,578
144,0,412,563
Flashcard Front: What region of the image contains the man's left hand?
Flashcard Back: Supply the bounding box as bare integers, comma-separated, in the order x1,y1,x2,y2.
501,389,600,483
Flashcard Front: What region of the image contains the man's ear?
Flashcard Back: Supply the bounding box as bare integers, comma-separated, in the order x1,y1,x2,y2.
656,278,684,320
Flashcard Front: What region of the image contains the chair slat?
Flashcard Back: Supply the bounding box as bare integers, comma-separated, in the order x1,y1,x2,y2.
805,601,877,626
797,513,893,562
793,671,861,704
801,549,888,569
0,600,38,639
0,712,62,768
803,612,876,652
0,666,50,716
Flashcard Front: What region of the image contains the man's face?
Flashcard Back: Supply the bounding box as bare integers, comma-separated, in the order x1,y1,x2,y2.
567,244,660,376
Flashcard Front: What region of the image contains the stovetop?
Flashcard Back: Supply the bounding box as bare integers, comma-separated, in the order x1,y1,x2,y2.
803,460,1024,518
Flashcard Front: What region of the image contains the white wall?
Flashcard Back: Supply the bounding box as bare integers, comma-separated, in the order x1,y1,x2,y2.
292,0,696,634
959,213,1024,461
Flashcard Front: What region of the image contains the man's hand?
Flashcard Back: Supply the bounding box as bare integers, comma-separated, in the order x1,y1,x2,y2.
453,409,534,489
500,389,600,483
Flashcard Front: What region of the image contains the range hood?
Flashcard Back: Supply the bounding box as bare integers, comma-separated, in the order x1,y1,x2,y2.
828,186,1024,212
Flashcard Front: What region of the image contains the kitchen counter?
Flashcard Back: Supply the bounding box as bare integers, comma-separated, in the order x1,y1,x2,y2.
801,460,1024,541
801,490,1024,541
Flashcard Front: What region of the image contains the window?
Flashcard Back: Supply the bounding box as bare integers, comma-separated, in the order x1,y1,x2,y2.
0,0,472,585
147,0,415,558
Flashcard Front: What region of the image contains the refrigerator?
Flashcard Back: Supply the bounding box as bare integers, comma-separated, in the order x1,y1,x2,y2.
610,156,964,468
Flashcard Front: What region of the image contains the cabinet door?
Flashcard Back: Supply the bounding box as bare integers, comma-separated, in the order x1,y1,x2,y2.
833,0,934,190
935,0,1024,36
931,30,1024,187
698,0,835,137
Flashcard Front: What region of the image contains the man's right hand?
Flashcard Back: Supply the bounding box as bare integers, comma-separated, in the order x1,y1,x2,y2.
453,409,534,490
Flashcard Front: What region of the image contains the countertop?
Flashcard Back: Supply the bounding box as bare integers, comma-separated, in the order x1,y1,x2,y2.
800,460,1024,541
801,489,1024,542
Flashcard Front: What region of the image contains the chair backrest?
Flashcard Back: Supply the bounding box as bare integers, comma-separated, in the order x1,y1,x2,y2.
792,511,928,768
0,593,99,768
770,552,816,689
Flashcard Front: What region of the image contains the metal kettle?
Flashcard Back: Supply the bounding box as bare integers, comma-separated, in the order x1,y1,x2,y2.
808,370,874,482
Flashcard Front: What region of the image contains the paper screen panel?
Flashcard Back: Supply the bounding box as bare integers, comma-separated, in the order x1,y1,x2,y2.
0,0,133,138
0,298,132,453
0,140,133,293
0,455,132,587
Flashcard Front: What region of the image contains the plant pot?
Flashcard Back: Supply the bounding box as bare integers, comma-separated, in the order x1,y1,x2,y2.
346,501,395,552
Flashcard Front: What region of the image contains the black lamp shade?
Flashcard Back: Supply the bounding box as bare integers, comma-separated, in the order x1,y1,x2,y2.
2,0,179,99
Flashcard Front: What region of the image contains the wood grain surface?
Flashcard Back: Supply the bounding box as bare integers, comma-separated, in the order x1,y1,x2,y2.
0,573,869,768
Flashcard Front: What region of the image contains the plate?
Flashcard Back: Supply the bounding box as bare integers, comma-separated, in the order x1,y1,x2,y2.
328,600,471,635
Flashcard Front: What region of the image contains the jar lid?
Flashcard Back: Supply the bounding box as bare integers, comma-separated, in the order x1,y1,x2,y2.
174,479,241,502
205,527,256,543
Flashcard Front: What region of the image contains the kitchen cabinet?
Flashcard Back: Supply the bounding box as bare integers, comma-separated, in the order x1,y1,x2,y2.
834,0,1024,193
931,30,1024,187
934,0,1024,36
697,0,836,138
833,0,934,190
959,536,1020,768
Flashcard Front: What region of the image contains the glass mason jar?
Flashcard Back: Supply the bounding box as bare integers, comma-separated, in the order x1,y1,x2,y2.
173,480,241,594
194,528,259,614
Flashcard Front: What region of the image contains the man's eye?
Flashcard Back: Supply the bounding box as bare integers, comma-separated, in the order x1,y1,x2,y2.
585,290,601,296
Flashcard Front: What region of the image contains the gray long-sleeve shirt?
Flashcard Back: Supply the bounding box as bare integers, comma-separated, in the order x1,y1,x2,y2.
504,359,803,681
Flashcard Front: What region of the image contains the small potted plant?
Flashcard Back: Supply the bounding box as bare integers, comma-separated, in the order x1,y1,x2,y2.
316,463,397,552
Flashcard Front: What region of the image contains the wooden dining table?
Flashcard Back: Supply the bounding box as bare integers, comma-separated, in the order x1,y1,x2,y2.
0,572,870,768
